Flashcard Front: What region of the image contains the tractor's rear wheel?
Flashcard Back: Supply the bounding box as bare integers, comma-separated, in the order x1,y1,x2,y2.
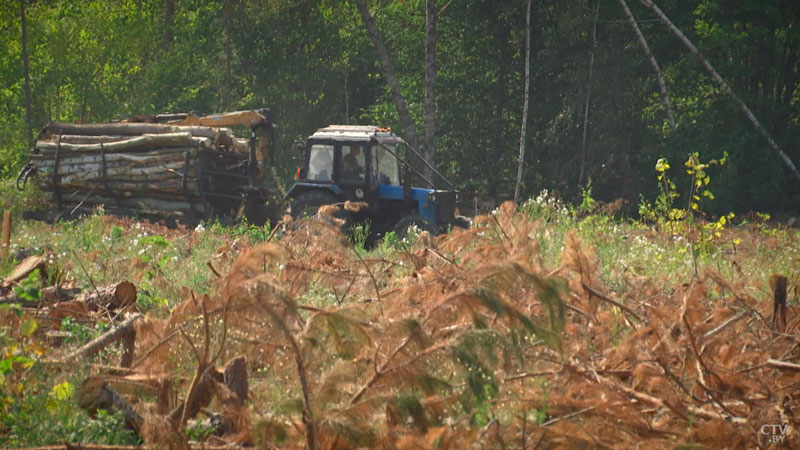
393,214,437,239
242,192,277,226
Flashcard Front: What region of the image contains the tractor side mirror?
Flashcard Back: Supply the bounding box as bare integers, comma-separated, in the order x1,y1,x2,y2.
293,140,306,153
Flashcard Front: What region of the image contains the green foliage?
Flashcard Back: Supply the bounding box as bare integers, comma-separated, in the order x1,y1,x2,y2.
685,151,727,215
639,157,685,224
377,230,402,252
578,179,597,215
639,153,735,257
1,372,140,447
350,220,371,252
226,218,273,244
0,180,46,215
13,268,41,302
185,421,214,441
0,0,797,214
60,317,109,345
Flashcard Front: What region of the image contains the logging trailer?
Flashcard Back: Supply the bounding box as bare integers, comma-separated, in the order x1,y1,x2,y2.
18,109,283,226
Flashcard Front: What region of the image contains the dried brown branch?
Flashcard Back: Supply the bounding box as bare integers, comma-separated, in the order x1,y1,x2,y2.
682,315,738,417
593,372,746,424
250,288,316,450
541,406,596,427
582,282,642,323
702,312,746,340
767,358,800,371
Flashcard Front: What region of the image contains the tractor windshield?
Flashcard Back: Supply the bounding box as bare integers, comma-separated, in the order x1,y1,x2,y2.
308,144,334,182
372,143,400,185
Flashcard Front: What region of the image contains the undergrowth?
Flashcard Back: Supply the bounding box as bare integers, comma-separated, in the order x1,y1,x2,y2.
0,176,798,447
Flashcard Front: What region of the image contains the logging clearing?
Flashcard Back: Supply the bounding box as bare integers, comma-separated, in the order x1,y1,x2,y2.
1,200,799,448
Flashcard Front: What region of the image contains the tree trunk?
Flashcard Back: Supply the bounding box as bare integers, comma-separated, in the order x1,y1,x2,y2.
639,0,800,184
492,19,510,197
164,0,174,47
75,281,137,311
423,0,437,187
353,0,421,154
224,0,232,111
20,0,33,148
41,122,231,140
578,0,600,188
35,132,198,153
618,0,676,130
514,0,532,204
58,314,143,363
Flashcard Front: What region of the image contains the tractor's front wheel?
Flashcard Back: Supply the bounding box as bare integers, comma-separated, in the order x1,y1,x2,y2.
290,190,352,233
290,191,338,219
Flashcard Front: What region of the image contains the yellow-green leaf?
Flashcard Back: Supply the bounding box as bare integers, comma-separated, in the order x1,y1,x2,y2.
20,319,38,337
50,381,74,401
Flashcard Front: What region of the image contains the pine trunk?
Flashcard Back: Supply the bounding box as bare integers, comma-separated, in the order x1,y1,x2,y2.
354,0,421,155
514,0,533,204
619,0,676,130
639,0,800,184
424,0,437,187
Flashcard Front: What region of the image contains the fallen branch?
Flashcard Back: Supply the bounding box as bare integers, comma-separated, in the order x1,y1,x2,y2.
541,406,596,426
54,313,143,364
78,381,143,433
17,445,247,450
582,282,642,323
767,358,800,371
702,312,746,340
594,372,747,424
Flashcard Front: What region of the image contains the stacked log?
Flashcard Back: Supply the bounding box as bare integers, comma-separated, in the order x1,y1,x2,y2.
31,121,252,218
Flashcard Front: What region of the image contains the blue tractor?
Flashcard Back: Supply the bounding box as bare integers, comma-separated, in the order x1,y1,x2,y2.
285,125,468,236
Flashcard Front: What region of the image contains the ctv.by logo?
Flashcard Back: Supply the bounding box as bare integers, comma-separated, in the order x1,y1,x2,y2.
761,424,789,443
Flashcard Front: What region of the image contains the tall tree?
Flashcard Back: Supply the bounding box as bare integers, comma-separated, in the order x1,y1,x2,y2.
492,16,510,197
639,0,800,184
424,0,437,185
164,0,174,47
578,0,600,188
224,0,232,110
20,0,32,147
354,0,421,153
618,0,675,130
514,0,532,203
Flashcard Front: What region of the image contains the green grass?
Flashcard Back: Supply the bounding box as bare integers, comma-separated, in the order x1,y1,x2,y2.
0,369,140,447
518,190,798,303
7,208,253,312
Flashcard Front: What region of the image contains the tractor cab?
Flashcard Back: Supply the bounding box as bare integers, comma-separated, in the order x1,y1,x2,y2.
286,125,466,236
300,125,400,198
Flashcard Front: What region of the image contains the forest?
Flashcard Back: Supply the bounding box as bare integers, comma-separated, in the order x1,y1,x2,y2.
1,0,799,216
